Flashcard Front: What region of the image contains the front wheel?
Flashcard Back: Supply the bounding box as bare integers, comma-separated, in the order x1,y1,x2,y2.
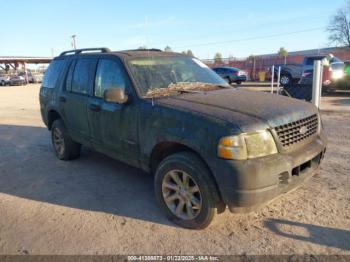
154,152,218,229
51,119,81,160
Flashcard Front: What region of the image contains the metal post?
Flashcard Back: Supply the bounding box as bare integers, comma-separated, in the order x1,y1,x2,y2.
312,60,322,108
23,62,28,85
71,35,77,49
277,66,281,92
271,65,275,94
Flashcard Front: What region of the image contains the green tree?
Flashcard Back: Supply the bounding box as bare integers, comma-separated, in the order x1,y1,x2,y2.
164,46,172,52
186,50,194,56
214,52,223,63
278,47,288,64
327,1,350,48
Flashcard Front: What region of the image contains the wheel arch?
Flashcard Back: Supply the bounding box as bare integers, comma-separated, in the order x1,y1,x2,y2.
47,109,63,130
150,141,225,212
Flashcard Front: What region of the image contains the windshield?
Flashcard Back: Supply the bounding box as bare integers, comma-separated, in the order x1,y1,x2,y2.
127,56,229,97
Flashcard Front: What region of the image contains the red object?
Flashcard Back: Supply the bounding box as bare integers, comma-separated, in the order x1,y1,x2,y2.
322,66,332,86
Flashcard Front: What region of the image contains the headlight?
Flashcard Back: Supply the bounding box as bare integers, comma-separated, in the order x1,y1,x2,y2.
332,70,344,80
218,130,278,160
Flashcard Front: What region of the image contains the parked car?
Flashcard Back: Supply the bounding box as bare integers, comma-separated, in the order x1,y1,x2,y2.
298,62,349,92
40,48,326,229
0,75,10,86
326,61,350,92
32,74,44,83
9,75,26,86
272,55,342,86
212,66,247,85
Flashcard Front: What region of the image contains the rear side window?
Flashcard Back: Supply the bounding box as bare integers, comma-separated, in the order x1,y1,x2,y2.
94,59,128,98
305,57,324,66
71,59,96,95
42,59,65,88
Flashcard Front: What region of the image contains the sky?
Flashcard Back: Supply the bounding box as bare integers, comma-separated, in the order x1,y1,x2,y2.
0,0,347,59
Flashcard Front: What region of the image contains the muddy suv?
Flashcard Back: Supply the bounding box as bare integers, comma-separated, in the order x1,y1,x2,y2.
40,48,327,229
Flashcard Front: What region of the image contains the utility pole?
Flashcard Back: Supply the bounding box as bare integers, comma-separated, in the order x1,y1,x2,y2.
71,35,77,49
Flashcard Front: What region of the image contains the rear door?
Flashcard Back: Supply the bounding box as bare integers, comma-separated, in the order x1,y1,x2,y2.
87,57,139,166
60,57,97,145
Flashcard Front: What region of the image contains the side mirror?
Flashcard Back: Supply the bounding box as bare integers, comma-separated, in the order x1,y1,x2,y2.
103,88,128,104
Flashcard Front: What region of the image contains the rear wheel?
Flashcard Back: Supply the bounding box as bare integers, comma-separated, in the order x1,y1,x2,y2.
51,119,81,160
154,152,218,229
236,81,242,85
280,74,291,86
224,77,232,85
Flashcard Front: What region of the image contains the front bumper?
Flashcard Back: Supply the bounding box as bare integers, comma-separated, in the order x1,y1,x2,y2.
208,133,327,213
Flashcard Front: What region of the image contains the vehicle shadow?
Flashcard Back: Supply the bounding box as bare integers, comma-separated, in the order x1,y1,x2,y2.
264,218,350,251
323,90,350,97
330,98,350,107
0,124,174,227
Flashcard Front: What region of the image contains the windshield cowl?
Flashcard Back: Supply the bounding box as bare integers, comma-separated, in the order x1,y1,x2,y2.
144,82,230,98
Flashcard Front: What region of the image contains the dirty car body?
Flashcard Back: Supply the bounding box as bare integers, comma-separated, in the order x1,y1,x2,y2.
39,48,327,229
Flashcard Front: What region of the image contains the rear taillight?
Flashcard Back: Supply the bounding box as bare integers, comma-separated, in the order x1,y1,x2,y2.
302,72,312,78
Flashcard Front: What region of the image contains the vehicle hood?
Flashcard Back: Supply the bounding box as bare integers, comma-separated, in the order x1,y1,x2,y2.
155,88,318,132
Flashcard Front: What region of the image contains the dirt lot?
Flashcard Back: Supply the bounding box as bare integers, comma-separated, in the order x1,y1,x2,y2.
0,84,349,255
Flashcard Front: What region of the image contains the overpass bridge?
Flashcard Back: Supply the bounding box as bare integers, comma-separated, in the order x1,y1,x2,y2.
0,56,52,83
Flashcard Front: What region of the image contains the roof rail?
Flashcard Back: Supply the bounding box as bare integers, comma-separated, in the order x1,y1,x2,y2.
124,48,162,52
59,47,111,56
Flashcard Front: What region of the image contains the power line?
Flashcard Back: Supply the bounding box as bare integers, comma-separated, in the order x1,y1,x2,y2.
173,27,323,49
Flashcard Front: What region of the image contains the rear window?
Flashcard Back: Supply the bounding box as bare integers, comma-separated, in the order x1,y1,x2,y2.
304,57,324,66
42,59,65,88
331,63,344,71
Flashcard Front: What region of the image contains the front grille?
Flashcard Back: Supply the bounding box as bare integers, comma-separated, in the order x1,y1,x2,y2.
275,114,318,148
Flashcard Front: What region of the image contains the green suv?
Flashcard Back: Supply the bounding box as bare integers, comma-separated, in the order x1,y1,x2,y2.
40,48,327,229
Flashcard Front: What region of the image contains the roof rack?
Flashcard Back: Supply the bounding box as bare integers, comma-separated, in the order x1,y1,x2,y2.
124,48,162,52
59,47,111,56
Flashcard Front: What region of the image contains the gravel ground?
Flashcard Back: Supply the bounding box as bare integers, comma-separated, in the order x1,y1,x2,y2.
0,85,349,255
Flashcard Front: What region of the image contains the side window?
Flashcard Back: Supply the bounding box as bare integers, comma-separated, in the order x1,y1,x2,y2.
42,59,65,88
94,59,128,98
71,59,96,95
65,60,75,92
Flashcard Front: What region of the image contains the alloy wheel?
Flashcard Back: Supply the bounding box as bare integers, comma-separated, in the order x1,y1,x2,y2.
280,75,290,85
162,170,202,220
53,128,65,156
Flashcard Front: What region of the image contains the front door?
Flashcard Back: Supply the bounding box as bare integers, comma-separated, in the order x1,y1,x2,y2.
87,57,139,166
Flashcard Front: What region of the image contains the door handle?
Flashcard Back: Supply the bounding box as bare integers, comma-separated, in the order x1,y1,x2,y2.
59,96,66,103
89,103,101,112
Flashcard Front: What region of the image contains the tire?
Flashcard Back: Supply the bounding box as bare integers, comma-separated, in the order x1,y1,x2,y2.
236,81,242,85
224,77,232,85
280,74,291,86
0,80,4,86
154,152,218,229
51,119,81,160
